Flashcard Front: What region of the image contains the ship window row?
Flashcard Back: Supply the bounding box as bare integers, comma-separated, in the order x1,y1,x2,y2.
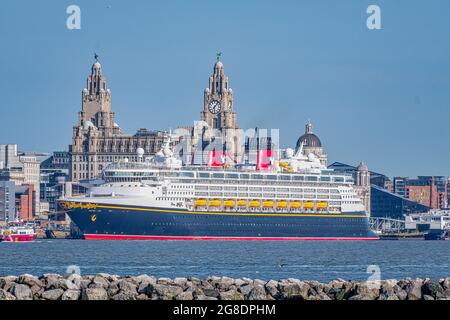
193,186,334,193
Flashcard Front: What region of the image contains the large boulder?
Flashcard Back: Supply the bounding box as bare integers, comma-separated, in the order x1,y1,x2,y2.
82,287,109,300
247,285,268,300
175,291,194,300
0,288,16,300
153,284,183,300
62,290,81,300
92,275,110,289
278,279,310,300
219,290,244,300
18,274,43,288
12,284,32,300
405,279,423,300
422,280,445,299
42,289,65,300
354,281,380,300
265,280,279,298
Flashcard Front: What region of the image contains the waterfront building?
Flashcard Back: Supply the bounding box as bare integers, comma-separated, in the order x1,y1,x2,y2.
19,155,40,216
69,56,169,182
295,120,328,166
15,184,34,221
393,176,448,209
371,185,429,219
327,162,390,188
0,181,15,224
355,162,371,215
0,144,21,169
182,56,242,165
0,144,41,216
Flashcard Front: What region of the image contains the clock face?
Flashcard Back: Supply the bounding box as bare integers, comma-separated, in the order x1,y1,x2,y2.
208,100,221,114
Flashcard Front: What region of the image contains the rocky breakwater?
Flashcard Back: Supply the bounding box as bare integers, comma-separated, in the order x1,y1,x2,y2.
0,274,450,300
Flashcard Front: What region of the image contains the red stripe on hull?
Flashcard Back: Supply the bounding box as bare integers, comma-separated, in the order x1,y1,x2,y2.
2,234,36,242
84,234,378,241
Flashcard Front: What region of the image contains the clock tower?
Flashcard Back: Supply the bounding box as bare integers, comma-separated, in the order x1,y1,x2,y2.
201,54,238,130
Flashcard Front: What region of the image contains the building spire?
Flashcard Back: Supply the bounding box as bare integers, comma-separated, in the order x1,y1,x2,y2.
306,119,313,134
94,52,99,62
216,52,222,62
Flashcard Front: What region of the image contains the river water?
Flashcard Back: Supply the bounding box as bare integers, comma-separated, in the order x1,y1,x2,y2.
0,240,449,282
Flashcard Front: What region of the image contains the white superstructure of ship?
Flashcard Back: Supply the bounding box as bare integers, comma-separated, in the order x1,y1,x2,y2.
74,135,366,215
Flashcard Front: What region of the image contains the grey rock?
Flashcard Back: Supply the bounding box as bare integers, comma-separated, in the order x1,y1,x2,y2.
31,284,44,297
218,276,234,291
18,274,43,288
405,279,423,300
157,277,174,285
175,291,194,300
136,294,149,300
196,295,218,300
423,294,435,300
247,285,267,300
0,288,16,300
173,277,188,289
42,289,65,300
82,287,109,300
43,274,62,289
220,290,244,300
355,282,380,300
348,294,373,300
154,284,183,300
265,280,279,298
111,291,137,300
234,278,248,287
118,279,137,294
422,280,445,299
238,284,254,296
278,280,310,300
396,290,408,300
12,284,32,300
62,290,80,300
92,276,110,289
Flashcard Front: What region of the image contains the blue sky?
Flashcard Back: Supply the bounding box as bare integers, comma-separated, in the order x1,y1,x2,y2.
0,0,449,177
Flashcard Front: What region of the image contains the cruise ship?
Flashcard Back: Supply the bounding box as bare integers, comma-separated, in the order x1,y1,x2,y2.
60,136,378,240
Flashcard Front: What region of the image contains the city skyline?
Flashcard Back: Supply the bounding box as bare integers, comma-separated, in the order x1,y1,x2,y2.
1,1,450,178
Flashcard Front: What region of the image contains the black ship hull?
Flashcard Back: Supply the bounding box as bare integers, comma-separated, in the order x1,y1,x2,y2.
62,201,378,240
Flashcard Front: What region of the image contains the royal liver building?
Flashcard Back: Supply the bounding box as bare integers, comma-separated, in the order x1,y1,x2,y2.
69,57,166,182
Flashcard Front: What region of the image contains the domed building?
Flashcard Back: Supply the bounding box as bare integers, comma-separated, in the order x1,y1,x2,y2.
295,120,328,166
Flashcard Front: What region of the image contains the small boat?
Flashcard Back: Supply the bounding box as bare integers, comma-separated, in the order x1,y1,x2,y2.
249,200,261,208
194,199,207,207
289,201,301,209
223,199,236,207
317,201,328,209
1,225,37,242
208,199,221,207
276,201,288,209
263,200,274,208
303,201,315,209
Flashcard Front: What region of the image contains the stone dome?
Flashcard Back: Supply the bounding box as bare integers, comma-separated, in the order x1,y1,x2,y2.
214,61,224,69
296,133,322,149
357,161,369,172
295,120,322,149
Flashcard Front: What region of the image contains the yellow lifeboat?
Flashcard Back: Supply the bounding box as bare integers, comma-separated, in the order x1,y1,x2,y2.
317,201,328,209
276,200,288,208
237,199,247,207
289,201,301,209
249,200,261,208
263,200,274,208
208,199,222,207
194,199,207,207
303,201,315,209
223,199,236,207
